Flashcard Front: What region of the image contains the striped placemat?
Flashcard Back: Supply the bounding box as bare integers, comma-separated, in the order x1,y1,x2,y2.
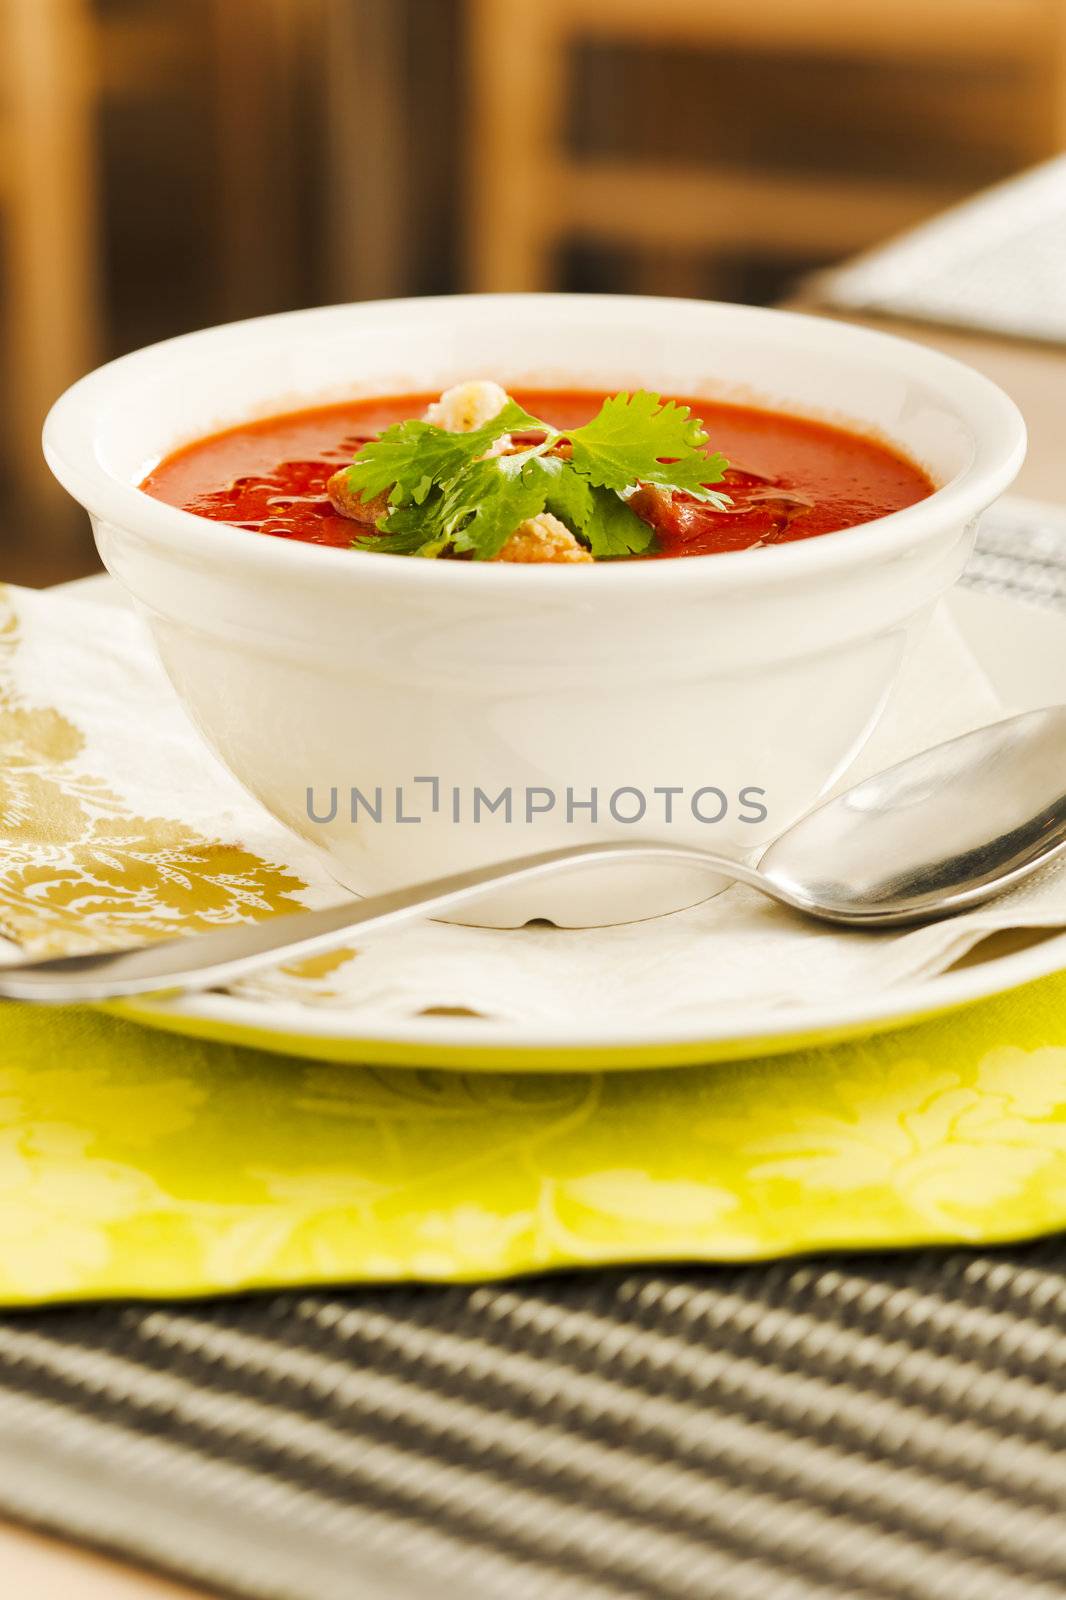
1,503,1065,1600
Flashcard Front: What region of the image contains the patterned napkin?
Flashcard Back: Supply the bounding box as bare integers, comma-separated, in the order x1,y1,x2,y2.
3,964,1066,1304
3,576,1066,1304
1,579,1065,1026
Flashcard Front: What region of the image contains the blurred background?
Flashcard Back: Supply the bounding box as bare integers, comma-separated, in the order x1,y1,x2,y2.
3,0,1066,586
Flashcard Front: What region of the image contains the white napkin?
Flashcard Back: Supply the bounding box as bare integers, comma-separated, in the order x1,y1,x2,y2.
1,579,1063,1026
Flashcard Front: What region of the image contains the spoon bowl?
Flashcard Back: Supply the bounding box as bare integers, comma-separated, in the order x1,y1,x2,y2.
760,705,1066,924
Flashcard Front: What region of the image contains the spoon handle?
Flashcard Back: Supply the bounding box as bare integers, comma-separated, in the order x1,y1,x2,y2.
0,841,768,1003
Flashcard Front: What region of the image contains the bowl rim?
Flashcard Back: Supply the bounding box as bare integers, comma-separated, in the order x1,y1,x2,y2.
43,293,1027,594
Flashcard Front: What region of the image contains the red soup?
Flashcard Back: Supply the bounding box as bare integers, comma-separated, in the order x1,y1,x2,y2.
142,390,934,560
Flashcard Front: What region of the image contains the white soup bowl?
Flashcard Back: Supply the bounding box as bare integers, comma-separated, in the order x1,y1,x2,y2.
44,295,1026,926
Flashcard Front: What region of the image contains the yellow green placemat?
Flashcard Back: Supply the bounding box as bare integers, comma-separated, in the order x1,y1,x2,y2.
4,971,1066,1306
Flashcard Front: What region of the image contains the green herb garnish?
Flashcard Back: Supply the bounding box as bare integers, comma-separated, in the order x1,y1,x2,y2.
345,391,730,560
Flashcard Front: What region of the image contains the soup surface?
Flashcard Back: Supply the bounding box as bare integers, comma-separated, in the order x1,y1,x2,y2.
142,390,935,560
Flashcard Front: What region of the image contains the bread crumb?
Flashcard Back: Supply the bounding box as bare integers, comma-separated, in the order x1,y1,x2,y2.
424,381,509,434
495,512,593,564
326,469,388,523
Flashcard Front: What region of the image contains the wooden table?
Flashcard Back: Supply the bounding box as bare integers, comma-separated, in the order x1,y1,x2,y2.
0,1522,209,1598
2,307,1065,1598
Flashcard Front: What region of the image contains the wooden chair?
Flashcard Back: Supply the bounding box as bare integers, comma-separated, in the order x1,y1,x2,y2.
467,0,1066,293
0,0,310,551
1,0,99,527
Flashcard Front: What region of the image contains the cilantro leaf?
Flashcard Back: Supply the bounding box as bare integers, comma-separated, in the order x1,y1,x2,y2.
539,463,656,556
583,487,657,558
568,391,728,500
355,452,556,561
346,399,545,508
536,454,594,539
346,420,467,507
353,496,448,556
469,397,551,441
441,455,550,560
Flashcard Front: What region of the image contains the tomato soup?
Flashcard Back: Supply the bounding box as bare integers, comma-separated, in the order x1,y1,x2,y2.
142,390,934,559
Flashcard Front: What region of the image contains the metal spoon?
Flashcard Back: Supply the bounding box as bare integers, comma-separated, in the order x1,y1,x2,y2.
2,707,1064,1004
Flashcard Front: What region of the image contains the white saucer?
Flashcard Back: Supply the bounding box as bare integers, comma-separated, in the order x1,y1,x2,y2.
94,586,1066,1071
